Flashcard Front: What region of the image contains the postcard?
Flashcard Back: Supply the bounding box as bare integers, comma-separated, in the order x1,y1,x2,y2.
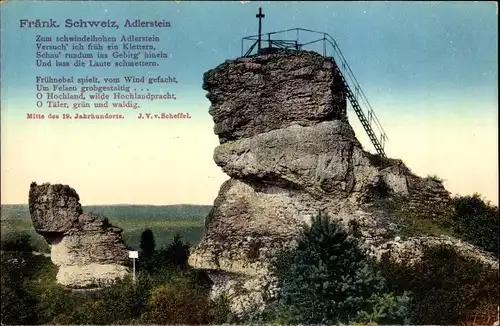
1,1,498,325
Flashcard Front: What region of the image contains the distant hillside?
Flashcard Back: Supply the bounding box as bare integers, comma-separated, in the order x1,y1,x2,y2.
85,204,212,221
0,204,29,220
1,204,212,251
0,204,212,221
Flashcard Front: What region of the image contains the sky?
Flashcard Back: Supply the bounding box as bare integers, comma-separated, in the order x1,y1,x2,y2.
0,1,498,205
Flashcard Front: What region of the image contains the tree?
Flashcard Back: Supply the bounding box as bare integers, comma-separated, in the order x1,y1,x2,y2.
166,233,190,268
267,213,409,324
140,229,156,260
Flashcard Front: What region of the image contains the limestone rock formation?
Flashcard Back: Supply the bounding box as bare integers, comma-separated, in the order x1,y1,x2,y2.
29,182,129,288
204,50,347,143
189,50,498,318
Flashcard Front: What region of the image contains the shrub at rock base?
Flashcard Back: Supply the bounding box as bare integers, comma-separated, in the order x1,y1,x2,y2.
265,214,410,324
82,275,151,324
141,277,211,324
209,294,237,324
1,259,38,324
379,244,499,325
452,194,499,257
1,251,52,324
1,232,222,325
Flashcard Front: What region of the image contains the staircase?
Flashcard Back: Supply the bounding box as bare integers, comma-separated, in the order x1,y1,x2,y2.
331,60,387,157
241,28,390,157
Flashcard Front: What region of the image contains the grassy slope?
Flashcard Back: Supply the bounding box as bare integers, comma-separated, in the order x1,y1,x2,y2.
0,204,211,252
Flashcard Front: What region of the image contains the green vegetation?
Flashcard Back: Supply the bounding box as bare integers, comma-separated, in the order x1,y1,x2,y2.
369,195,453,239
0,219,50,253
1,195,498,325
0,231,38,252
378,244,499,325
139,233,190,272
378,193,498,258
141,277,211,324
264,214,411,325
263,212,498,325
0,204,210,252
139,228,156,259
452,193,499,257
395,206,455,238
209,294,235,324
425,174,445,183
1,252,40,324
1,231,216,325
84,204,212,221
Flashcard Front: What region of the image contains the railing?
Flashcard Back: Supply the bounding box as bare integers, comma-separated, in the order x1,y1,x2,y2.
241,28,389,157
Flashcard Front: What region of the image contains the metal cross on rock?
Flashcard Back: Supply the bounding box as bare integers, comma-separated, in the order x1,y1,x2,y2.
256,7,265,51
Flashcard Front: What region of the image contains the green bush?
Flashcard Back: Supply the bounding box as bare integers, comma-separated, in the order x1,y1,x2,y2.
356,291,411,324
81,276,151,324
31,266,202,325
0,230,215,325
1,231,35,252
426,174,444,183
452,193,499,257
1,251,61,324
209,294,235,324
1,252,39,324
34,283,77,324
266,213,410,324
379,243,499,325
141,277,211,324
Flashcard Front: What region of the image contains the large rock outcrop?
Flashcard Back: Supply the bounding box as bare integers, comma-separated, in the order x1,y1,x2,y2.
29,182,129,288
189,51,498,318
205,51,347,143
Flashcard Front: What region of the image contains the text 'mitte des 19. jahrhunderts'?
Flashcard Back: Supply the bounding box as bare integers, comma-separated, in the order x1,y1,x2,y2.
23,18,191,121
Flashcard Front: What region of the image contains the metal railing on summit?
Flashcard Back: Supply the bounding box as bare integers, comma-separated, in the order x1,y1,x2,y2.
241,27,389,157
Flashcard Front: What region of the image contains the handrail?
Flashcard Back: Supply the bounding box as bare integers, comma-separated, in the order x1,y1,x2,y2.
240,27,389,156
322,33,389,140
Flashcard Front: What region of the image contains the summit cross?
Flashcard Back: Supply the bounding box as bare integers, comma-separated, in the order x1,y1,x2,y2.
256,7,265,51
